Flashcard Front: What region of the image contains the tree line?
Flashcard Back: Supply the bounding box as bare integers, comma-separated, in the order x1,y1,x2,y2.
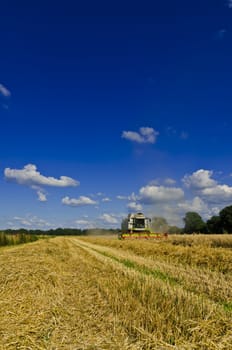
152,204,232,234
2,228,119,236
183,205,232,234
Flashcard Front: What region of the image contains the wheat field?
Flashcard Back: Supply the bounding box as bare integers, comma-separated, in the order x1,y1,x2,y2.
0,235,232,349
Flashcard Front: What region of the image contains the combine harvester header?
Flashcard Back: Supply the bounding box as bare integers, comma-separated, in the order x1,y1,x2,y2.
119,212,168,240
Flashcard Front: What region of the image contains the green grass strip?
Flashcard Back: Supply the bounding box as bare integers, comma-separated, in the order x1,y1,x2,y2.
222,302,232,312
89,246,232,314
92,248,178,285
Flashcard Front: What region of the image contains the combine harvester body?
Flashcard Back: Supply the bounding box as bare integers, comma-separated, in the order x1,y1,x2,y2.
119,212,168,240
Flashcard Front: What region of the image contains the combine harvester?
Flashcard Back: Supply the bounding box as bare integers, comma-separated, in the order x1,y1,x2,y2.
119,212,168,240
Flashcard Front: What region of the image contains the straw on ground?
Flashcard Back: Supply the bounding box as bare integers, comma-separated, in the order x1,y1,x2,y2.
0,235,232,349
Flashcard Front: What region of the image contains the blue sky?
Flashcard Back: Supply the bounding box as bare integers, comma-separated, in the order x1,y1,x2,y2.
1,0,232,229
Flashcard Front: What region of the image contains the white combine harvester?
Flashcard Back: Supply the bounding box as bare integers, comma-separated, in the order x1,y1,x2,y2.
119,212,168,240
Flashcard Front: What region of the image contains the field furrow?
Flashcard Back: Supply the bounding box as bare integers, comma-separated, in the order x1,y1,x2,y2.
72,238,232,349
0,236,232,349
73,238,232,308
0,238,142,349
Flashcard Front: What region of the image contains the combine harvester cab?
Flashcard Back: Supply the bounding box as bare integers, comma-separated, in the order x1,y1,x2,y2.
119,212,168,240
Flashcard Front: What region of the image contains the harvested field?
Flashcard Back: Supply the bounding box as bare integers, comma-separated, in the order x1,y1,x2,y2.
0,235,232,349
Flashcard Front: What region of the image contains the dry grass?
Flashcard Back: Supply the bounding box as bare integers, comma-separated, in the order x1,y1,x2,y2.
73,237,232,349
0,238,139,349
0,235,232,349
75,239,232,306
80,235,232,274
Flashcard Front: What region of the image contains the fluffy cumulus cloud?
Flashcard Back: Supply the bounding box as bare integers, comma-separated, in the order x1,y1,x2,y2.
124,169,232,226
0,83,11,97
177,196,217,219
5,164,79,187
139,185,184,204
122,127,159,144
201,185,232,203
141,196,218,227
183,169,232,204
182,169,217,189
62,196,97,206
99,214,118,224
127,202,143,211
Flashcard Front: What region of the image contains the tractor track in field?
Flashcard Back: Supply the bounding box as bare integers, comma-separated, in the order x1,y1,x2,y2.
0,237,150,350
1,237,232,349
70,238,232,350
72,238,232,313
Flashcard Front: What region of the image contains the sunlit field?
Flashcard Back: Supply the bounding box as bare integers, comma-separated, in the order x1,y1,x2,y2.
0,235,232,349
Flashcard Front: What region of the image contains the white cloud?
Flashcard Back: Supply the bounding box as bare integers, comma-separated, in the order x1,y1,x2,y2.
127,202,143,211
102,197,111,202
116,195,127,200
228,0,232,8
5,164,79,187
122,131,144,143
99,214,118,224
122,127,159,144
139,185,184,204
182,169,217,189
0,83,11,97
128,192,137,201
118,170,232,226
201,185,232,203
177,196,213,217
116,193,137,201
182,169,232,205
37,191,47,202
164,178,176,185
13,215,52,229
62,196,97,206
31,186,47,202
75,220,90,225
13,217,32,226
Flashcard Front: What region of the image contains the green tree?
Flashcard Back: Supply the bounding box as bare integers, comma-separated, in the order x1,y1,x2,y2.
168,226,183,234
207,216,223,234
219,205,232,233
183,212,206,234
151,217,169,232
